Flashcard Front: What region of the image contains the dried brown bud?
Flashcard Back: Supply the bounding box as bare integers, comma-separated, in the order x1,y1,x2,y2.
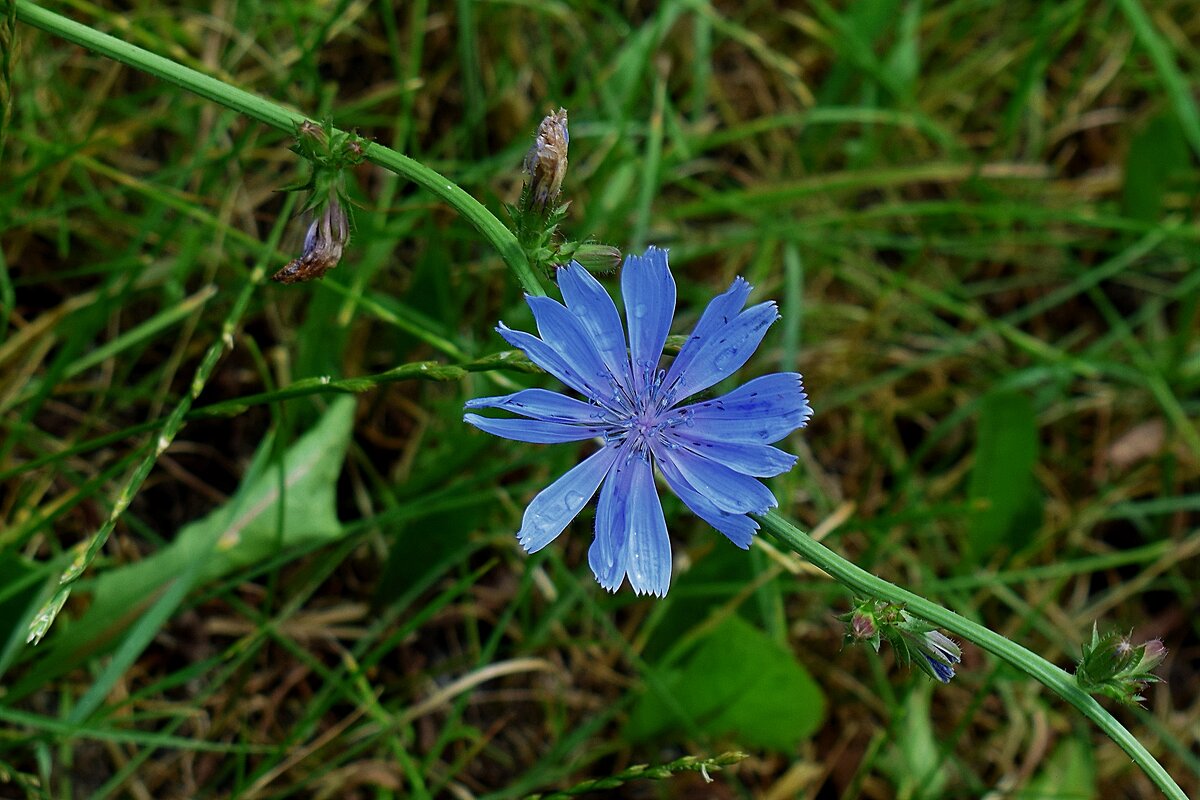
523,108,569,213
271,200,349,284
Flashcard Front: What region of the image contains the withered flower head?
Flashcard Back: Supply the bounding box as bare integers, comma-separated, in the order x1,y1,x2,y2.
271,199,349,285
522,108,569,213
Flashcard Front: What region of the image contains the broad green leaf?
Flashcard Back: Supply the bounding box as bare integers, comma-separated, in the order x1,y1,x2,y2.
966,390,1042,561
626,616,825,750
11,398,355,698
1020,736,1096,799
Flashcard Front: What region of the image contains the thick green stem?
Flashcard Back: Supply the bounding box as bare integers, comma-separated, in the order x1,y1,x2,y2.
14,0,547,297
760,511,1188,800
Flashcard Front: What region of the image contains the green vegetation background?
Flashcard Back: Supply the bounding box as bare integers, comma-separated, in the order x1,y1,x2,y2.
1,0,1197,797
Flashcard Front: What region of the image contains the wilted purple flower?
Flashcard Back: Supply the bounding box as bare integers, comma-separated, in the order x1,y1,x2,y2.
465,247,812,596
271,199,349,285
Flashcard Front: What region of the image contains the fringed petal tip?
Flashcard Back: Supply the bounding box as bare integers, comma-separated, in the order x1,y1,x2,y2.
516,532,544,554
591,573,669,598
728,529,755,550
596,574,622,594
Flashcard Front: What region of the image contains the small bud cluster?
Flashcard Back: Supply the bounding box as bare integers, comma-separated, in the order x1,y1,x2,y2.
273,119,366,284
510,108,621,277
840,599,962,683
1074,624,1167,706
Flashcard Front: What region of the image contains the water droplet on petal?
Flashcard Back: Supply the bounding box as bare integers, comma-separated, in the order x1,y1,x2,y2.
634,303,648,319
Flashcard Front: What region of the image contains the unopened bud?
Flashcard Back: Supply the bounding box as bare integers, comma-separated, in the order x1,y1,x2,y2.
1075,625,1167,705
1137,639,1167,672
570,243,622,274
298,119,325,143
850,611,877,641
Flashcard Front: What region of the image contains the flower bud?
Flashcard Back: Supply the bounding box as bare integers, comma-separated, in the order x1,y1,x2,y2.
1075,625,1167,705
1136,639,1167,673
551,242,622,274
850,610,878,642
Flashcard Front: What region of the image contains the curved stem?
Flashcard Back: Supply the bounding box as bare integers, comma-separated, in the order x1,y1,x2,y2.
14,0,548,297
760,511,1188,800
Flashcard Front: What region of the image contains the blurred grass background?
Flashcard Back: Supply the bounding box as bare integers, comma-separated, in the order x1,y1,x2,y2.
1,0,1199,797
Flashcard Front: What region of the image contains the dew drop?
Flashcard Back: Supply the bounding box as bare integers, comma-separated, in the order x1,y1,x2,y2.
634,303,648,319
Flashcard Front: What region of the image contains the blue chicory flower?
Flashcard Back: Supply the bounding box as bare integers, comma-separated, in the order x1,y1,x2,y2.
464,247,812,596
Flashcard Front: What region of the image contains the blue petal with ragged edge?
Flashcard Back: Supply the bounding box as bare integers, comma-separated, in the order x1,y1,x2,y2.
669,431,798,477
661,276,752,397
660,444,778,515
620,246,675,393
656,454,758,549
526,295,622,406
463,414,606,444
665,301,780,402
466,388,614,424
590,446,637,591
624,453,672,596
557,263,633,390
496,324,619,409
678,373,812,444
517,445,622,553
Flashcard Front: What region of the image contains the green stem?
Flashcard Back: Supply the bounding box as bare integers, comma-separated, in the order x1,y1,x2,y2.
14,0,547,297
760,511,1188,800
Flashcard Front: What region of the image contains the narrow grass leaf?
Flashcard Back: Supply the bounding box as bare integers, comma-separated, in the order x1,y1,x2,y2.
1116,0,1200,160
